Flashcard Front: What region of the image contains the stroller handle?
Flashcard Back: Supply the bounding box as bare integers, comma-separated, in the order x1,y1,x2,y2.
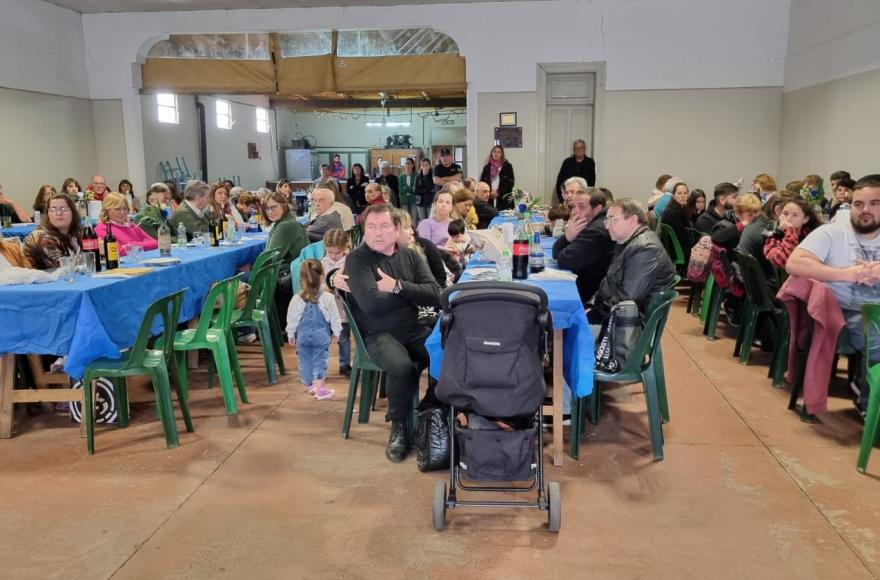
440,281,549,312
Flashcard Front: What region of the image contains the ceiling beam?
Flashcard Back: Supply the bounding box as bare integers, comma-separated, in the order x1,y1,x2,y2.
270,96,466,110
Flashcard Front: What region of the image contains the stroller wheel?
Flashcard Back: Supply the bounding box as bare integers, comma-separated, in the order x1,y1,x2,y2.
547,481,561,533
433,480,447,531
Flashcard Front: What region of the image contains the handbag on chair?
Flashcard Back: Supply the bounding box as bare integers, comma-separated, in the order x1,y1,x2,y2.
594,300,642,373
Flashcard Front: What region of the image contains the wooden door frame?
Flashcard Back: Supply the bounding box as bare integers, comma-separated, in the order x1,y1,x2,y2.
536,62,606,203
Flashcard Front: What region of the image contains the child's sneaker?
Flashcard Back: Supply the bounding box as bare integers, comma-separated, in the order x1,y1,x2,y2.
314,387,335,400
304,384,316,395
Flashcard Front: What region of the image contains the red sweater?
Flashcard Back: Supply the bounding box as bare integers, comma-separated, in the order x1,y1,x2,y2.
763,226,805,269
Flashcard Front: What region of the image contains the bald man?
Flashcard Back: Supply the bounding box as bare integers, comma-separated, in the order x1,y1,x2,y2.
473,181,499,229
307,188,343,242
89,174,108,201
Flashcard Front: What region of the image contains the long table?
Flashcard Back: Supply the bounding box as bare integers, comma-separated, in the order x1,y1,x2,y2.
1,223,36,240
0,235,267,438
425,237,594,466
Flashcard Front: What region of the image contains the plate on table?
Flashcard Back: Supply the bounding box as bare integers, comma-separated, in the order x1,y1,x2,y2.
141,257,181,267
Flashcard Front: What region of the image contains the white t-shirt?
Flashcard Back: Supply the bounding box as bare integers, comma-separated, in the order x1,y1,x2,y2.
798,220,880,309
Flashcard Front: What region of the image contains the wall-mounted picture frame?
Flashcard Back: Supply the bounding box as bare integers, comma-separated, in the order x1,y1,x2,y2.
499,112,517,127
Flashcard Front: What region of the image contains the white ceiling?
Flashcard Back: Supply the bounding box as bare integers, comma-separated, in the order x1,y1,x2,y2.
46,0,532,13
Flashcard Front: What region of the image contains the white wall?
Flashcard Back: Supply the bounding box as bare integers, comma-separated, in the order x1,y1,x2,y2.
0,0,90,99
604,87,784,201
785,0,880,91
780,68,880,184
141,94,276,190
79,0,791,191
477,92,538,191
91,99,130,188
0,87,97,208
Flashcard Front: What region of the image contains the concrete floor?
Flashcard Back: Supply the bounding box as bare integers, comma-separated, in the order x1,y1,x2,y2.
2,295,879,580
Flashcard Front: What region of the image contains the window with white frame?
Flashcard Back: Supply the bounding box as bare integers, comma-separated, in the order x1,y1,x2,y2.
216,99,232,129
156,93,179,124
256,107,269,133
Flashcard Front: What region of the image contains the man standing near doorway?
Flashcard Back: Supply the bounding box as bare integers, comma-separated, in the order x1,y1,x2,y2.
433,148,462,191
332,204,441,462
554,140,596,204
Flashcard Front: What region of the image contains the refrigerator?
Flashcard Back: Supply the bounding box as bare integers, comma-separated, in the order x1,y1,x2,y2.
283,149,320,182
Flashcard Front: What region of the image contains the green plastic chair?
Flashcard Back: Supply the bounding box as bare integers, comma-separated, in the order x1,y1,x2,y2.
703,250,737,341
659,223,686,270
81,289,192,455
251,248,282,276
686,229,707,315
858,304,880,474
165,274,248,415
231,260,285,384
733,251,790,374
339,294,386,438
252,249,287,371
349,224,363,247
570,290,678,461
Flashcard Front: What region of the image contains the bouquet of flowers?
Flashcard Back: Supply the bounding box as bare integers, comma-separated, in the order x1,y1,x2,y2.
504,186,542,215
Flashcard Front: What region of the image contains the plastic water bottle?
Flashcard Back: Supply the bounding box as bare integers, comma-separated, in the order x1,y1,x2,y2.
177,222,187,248
529,231,545,273
33,210,41,224
158,221,172,257
497,249,513,282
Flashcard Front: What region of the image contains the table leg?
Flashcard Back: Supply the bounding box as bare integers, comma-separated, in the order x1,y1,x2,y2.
0,353,15,438
552,330,563,467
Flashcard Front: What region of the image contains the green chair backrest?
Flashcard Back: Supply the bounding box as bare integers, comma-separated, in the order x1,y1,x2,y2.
669,274,681,289
251,248,282,275
734,250,775,311
237,262,275,321
300,240,325,260
659,223,686,266
128,289,187,369
193,274,242,340
349,224,363,247
617,290,678,376
339,292,381,370
863,304,880,361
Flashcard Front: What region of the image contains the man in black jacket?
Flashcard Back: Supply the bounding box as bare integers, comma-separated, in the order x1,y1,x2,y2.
473,181,499,229
695,182,738,234
554,139,596,203
332,204,441,462
588,199,676,326
552,187,615,305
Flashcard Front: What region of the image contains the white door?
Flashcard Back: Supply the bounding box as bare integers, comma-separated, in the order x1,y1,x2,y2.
545,105,593,197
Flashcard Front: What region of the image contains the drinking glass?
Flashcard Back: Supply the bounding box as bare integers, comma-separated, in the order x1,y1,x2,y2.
193,231,206,248
76,252,95,276
58,256,76,283
1,216,12,228
125,244,143,264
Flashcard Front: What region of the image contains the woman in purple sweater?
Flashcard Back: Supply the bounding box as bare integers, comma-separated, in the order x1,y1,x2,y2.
416,190,454,246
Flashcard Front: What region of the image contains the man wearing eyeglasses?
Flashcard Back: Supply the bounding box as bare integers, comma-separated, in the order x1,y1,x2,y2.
331,203,441,463
88,175,109,202
169,180,212,240
587,198,675,327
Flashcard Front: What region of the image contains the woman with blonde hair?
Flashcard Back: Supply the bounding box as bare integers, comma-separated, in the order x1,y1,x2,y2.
95,192,158,255
451,188,477,229
395,208,451,289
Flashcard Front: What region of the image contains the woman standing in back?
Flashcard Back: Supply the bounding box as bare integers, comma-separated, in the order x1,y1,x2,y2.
479,145,515,210
347,163,369,212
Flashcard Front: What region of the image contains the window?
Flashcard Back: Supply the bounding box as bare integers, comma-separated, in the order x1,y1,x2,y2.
156,93,179,124
216,99,231,129
256,107,269,134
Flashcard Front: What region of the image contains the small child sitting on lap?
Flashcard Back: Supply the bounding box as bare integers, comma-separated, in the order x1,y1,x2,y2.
286,259,342,400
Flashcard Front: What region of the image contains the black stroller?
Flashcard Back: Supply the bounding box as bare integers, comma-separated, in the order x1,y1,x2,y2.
432,282,560,532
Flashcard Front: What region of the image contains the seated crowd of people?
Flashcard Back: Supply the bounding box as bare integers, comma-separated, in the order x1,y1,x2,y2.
3,146,870,464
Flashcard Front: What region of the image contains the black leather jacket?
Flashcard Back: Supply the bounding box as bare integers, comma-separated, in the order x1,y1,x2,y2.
590,225,676,325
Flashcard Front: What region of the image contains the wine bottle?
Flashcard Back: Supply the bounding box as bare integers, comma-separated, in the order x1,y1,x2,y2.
81,218,102,272
104,223,119,270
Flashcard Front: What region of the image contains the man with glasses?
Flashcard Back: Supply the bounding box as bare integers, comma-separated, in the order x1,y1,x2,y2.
587,199,675,327
331,204,441,462
88,175,109,202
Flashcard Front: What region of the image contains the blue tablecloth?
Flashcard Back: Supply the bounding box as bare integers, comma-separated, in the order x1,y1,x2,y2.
1,223,36,240
425,256,595,397
0,235,267,379
489,214,545,227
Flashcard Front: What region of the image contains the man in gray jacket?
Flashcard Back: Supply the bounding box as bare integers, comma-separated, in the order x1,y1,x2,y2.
306,188,343,242
588,198,676,326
